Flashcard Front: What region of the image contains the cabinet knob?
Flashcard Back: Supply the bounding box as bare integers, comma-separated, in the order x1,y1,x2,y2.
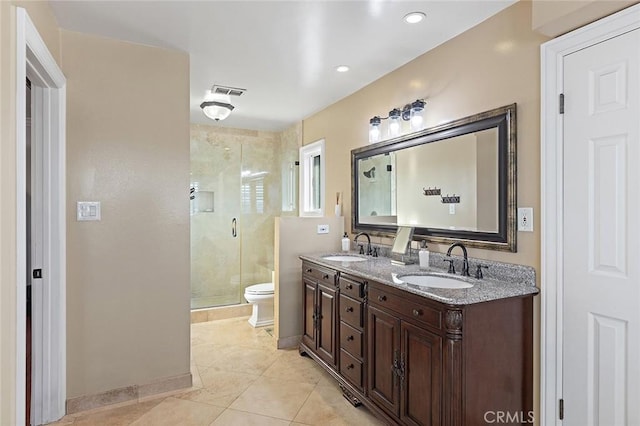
413,309,422,317
346,364,354,370
346,307,354,313
377,295,387,302
347,335,354,341
346,283,353,290
323,274,329,280
306,268,312,273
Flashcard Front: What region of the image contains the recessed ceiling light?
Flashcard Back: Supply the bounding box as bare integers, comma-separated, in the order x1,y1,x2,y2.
404,12,426,24
335,65,350,73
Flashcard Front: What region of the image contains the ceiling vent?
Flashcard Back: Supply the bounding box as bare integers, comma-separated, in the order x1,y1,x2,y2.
212,85,246,97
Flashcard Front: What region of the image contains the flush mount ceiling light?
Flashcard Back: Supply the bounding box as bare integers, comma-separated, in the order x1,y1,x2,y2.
200,95,234,121
403,11,426,24
335,65,350,73
200,84,246,121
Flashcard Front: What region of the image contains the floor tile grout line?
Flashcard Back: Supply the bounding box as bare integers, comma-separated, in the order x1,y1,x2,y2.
219,406,301,424
289,380,320,424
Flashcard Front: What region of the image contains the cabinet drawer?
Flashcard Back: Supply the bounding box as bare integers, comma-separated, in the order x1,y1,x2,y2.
369,285,442,331
339,275,364,300
302,262,336,286
340,294,363,328
340,321,363,358
340,349,363,389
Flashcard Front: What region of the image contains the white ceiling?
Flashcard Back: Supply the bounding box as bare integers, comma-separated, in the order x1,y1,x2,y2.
49,1,516,132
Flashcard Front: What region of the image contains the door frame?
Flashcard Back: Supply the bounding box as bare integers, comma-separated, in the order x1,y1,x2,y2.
16,8,66,425
540,4,640,424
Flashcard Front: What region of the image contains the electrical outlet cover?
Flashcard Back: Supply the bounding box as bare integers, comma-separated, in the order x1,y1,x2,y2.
317,224,329,234
517,207,533,232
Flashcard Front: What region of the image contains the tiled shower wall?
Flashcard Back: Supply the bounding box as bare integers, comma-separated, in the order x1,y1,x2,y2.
190,123,300,309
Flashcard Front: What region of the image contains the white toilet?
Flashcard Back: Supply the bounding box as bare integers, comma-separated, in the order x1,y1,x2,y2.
244,282,274,327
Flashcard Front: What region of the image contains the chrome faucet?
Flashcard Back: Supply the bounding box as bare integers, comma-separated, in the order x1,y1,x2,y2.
445,242,470,276
354,232,373,256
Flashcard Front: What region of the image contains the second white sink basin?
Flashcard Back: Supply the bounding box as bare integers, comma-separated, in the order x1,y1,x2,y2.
396,274,474,289
323,255,367,262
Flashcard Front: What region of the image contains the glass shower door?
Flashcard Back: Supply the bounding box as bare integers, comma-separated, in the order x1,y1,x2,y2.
190,141,242,309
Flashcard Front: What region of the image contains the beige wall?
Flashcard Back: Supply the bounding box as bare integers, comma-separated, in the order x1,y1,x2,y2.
274,216,344,347
61,30,191,398
532,0,638,36
1,2,60,423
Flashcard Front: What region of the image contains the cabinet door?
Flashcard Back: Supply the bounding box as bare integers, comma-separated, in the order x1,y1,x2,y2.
301,277,316,349
400,321,443,426
368,305,401,417
316,283,337,365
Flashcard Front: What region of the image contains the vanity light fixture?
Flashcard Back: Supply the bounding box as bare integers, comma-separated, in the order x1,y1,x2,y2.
368,99,426,143
200,84,246,121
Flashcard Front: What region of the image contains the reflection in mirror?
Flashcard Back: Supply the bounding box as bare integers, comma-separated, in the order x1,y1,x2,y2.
358,152,396,224
352,104,516,251
391,226,414,254
391,226,415,265
358,128,498,232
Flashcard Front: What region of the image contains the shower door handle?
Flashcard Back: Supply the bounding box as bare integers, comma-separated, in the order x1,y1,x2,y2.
231,218,237,238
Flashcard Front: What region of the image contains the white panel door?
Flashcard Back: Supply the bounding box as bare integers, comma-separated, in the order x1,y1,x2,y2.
563,29,640,425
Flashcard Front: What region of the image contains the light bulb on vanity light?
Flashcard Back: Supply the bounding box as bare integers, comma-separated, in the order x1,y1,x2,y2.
388,108,402,138
410,99,426,131
369,116,382,143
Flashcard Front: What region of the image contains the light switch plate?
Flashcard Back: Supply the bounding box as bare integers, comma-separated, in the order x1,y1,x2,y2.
77,201,101,221
517,207,533,232
317,224,329,234
449,204,456,215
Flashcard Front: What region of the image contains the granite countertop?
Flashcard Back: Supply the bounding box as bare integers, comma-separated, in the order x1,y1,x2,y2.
299,252,539,306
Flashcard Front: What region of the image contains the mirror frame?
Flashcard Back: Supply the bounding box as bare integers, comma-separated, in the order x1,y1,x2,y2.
351,103,517,252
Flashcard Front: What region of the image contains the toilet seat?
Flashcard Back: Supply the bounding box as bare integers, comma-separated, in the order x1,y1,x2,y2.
245,283,274,295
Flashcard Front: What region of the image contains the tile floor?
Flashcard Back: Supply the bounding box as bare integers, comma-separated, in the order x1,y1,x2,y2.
48,317,384,425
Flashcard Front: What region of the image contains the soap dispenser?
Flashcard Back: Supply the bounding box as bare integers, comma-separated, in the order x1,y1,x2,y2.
419,240,430,269
341,232,350,252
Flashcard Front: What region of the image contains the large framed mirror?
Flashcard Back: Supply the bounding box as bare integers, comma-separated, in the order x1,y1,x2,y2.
351,104,516,251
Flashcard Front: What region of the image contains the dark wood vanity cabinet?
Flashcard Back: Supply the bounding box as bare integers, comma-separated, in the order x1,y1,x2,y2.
300,260,534,426
301,262,338,366
338,274,366,392
368,280,533,426
369,286,443,425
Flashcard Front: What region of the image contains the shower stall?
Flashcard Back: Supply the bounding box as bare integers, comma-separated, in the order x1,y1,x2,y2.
190,125,298,309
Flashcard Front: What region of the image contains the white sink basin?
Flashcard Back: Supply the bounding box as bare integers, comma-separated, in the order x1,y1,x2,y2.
395,274,474,289
323,255,367,262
